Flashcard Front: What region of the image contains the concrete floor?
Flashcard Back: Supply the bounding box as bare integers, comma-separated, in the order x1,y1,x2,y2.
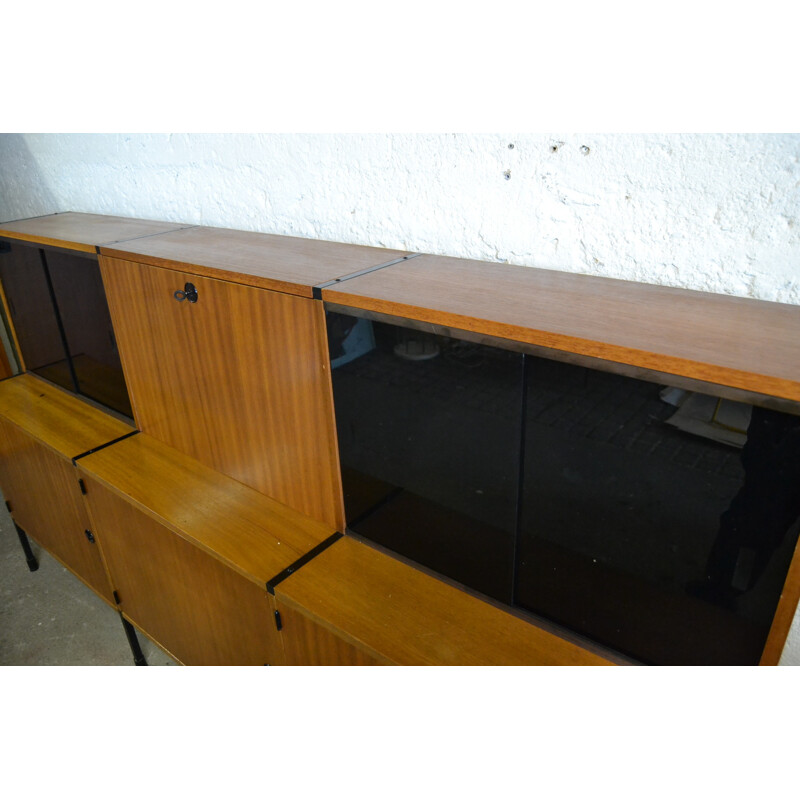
0,495,174,666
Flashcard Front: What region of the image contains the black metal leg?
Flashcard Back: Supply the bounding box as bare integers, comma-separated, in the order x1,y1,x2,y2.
120,614,148,666
13,523,39,572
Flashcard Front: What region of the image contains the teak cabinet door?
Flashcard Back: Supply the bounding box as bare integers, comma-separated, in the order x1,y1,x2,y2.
276,602,384,666
0,419,114,603
100,257,344,530
82,476,285,665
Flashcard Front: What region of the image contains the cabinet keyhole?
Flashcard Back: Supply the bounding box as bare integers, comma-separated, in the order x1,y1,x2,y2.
173,282,198,303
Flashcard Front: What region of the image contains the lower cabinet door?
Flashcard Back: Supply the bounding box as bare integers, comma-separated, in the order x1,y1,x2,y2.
276,603,384,666
82,476,285,665
0,418,114,603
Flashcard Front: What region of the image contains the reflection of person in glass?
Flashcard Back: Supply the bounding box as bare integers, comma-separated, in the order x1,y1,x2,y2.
699,406,800,605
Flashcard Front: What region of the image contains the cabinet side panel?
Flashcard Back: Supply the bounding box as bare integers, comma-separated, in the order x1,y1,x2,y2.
0,418,114,603
760,532,800,664
99,256,343,529
277,603,384,665
82,476,284,665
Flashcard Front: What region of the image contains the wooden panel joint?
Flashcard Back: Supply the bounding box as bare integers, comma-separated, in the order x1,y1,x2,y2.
265,531,343,595
71,430,140,465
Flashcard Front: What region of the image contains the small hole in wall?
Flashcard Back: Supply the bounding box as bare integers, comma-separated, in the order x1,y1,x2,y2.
508,143,515,149
504,170,511,180
581,145,591,155
550,145,559,153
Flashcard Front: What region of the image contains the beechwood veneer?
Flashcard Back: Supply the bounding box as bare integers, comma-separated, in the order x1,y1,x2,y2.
99,256,346,530
99,224,408,297
1,211,799,665
322,253,800,404
0,212,192,253
76,433,336,665
0,374,134,603
274,535,616,666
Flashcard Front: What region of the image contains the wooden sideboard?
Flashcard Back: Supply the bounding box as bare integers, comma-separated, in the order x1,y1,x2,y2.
0,374,133,602
1,211,798,665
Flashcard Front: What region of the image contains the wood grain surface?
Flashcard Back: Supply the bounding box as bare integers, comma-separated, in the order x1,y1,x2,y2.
760,533,800,665
82,476,285,665
0,418,115,604
322,254,800,402
277,603,384,665
76,432,334,587
276,536,616,665
0,213,192,252
0,374,133,458
100,256,345,529
100,225,407,296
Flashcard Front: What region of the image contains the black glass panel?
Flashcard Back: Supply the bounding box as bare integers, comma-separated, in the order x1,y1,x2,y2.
329,313,523,604
0,241,132,418
45,252,132,417
517,357,800,665
0,241,70,389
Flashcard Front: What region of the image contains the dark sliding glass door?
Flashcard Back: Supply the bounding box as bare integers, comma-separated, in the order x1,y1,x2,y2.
328,312,523,604
517,357,800,665
328,309,800,664
0,240,132,418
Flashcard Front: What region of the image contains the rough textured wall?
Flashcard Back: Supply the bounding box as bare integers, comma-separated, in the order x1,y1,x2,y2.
1,133,799,302
2,132,800,664
781,611,800,665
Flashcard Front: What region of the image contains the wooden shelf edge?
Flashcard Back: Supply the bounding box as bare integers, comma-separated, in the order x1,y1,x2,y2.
322,289,800,403
0,229,97,253
99,248,315,297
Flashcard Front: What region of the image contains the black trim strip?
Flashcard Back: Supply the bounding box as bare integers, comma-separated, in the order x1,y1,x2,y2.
266,532,344,594
71,430,140,464
312,253,421,299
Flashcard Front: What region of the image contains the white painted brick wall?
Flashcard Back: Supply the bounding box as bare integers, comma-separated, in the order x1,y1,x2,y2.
2,133,799,301
1,132,799,662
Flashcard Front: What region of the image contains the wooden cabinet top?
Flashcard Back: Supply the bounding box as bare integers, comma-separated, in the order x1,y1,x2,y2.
76,432,336,588
322,254,800,403
0,212,191,253
276,535,616,666
100,225,408,297
0,374,134,458
6,212,797,401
